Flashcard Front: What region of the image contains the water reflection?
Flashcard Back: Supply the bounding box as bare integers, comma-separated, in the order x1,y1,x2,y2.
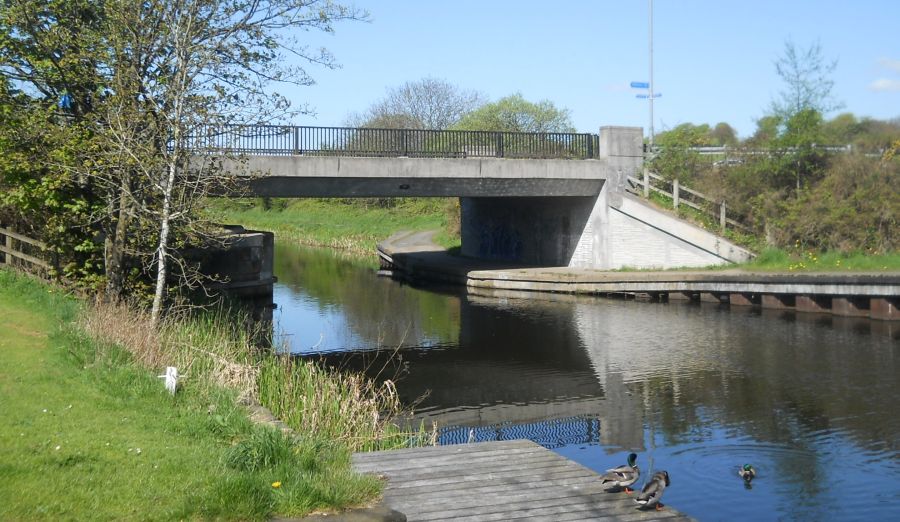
273,244,900,521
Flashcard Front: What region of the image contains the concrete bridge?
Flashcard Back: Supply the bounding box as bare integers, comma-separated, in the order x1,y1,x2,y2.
210,124,752,270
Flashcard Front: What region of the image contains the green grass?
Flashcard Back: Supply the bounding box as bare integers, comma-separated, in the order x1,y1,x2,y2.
735,247,900,272
205,197,460,256
640,191,898,272
0,270,382,520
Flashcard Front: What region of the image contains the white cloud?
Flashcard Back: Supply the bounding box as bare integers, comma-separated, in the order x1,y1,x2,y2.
869,78,900,92
878,58,900,73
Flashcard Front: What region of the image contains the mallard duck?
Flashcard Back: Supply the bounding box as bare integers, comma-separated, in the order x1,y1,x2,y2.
738,464,756,482
635,470,670,510
599,452,640,493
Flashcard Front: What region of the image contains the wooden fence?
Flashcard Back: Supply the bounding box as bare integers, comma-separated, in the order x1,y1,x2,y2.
0,227,56,276
625,170,751,234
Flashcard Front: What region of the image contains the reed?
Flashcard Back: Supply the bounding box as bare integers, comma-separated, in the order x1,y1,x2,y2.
257,355,436,452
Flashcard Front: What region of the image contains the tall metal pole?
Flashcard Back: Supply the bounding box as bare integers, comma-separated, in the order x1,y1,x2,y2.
648,0,654,148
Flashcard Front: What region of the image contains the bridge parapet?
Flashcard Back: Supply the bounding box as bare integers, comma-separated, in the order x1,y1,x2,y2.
194,124,600,160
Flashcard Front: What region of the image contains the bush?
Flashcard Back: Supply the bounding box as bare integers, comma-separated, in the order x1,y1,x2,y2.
774,154,898,252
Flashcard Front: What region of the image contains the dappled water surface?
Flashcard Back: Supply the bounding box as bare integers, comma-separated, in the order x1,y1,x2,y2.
273,244,900,521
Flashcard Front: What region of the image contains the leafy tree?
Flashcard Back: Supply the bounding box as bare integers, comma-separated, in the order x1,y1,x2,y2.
821,113,861,145
747,115,782,146
0,1,108,287
649,123,715,182
710,122,738,146
345,77,484,130
771,39,842,122
452,93,574,133
1,0,366,325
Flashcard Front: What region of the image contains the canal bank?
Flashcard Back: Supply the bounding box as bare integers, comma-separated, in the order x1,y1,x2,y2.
377,231,900,321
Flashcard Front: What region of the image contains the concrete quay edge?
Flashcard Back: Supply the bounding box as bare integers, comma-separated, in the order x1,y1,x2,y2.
377,232,900,299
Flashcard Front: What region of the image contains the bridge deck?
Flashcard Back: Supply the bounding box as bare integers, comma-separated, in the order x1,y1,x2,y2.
352,440,692,521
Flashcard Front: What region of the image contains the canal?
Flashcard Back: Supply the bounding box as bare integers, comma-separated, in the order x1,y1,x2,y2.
273,243,899,521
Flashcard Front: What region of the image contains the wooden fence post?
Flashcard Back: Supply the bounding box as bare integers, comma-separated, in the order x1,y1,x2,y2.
673,179,680,209
720,202,727,234
4,229,12,267
643,168,649,198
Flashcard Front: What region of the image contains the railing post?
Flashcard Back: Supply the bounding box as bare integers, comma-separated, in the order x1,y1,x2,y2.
495,132,503,158
673,178,680,209
586,134,593,159
643,168,649,198
293,126,300,155
4,228,13,267
720,201,727,233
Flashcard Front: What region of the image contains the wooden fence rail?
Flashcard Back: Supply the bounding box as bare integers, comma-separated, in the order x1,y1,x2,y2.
625,171,751,234
0,226,54,275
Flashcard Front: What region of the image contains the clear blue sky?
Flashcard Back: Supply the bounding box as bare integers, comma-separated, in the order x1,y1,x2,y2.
286,0,900,138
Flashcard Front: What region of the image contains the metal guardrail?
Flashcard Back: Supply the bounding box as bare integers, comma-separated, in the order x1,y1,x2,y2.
190,124,600,160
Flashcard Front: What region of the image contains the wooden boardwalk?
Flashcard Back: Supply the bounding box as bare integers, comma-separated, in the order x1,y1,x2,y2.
352,440,693,521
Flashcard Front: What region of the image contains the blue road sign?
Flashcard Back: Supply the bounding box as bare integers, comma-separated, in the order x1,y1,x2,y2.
630,81,650,89
635,93,662,99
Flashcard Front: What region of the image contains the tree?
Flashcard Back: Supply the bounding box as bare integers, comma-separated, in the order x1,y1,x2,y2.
99,0,366,326
346,77,484,130
0,1,109,288
747,115,782,146
649,123,713,182
1,0,366,326
452,93,575,133
771,39,842,122
710,122,738,146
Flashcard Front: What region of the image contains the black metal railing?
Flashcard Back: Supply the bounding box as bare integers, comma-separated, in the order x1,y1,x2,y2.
189,124,599,160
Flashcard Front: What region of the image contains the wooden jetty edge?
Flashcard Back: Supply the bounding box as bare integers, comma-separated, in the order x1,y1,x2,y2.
352,440,694,521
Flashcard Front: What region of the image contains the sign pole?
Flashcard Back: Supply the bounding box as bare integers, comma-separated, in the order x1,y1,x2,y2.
649,0,654,148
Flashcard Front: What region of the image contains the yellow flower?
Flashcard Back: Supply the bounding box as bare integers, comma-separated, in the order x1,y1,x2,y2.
272,481,282,489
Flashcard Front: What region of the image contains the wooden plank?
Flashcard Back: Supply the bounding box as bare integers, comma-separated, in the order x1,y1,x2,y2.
0,245,50,269
354,440,693,521
413,491,682,521
371,460,580,487
507,507,684,522
0,228,47,249
381,466,592,491
353,439,535,462
648,185,672,198
353,441,544,466
380,473,602,499
443,503,684,522
678,183,711,202
391,486,628,515
354,447,554,473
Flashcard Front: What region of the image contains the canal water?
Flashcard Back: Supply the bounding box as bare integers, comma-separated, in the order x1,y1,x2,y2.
273,243,899,521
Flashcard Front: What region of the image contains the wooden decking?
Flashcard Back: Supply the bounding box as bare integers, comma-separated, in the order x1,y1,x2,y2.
352,440,692,521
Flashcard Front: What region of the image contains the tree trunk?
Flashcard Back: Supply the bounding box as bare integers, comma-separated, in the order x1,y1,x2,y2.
105,172,132,301
150,162,176,328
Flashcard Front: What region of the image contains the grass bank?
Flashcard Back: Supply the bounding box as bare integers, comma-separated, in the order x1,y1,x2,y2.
0,270,424,520
639,192,899,272
735,247,900,272
205,197,460,257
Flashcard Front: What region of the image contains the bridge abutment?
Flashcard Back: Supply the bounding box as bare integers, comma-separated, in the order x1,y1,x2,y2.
459,126,752,269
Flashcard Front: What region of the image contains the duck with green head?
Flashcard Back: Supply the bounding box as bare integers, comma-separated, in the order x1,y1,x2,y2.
739,464,756,482
599,452,640,493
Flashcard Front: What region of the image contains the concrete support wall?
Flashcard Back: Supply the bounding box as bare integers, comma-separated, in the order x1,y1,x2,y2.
460,196,600,266
459,126,752,269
